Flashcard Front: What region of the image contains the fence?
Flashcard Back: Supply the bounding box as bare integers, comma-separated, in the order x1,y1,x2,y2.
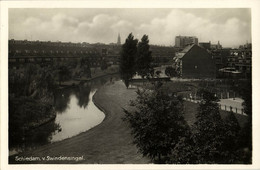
183,97,247,116
218,104,245,115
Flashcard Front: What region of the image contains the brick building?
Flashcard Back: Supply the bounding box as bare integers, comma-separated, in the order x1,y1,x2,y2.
174,44,216,79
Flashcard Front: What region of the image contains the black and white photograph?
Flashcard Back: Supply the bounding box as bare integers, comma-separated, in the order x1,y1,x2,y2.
1,0,260,169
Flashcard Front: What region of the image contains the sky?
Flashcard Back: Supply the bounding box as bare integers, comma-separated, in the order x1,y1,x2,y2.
9,8,251,48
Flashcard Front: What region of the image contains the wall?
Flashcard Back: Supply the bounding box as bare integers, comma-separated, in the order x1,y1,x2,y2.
182,45,216,79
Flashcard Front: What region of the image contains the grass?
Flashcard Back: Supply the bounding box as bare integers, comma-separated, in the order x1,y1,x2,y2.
183,101,248,128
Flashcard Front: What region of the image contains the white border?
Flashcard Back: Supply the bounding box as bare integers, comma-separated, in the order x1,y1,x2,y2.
1,0,260,170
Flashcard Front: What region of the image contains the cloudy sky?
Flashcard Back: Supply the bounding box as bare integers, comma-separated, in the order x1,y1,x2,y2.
9,8,251,48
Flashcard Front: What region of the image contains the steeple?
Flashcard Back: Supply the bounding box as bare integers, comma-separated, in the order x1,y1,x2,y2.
117,33,121,45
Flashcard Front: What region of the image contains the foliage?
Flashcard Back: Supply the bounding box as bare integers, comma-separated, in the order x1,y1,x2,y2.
9,64,56,99
123,83,189,163
9,96,55,147
119,33,138,88
9,69,27,97
80,57,92,78
101,59,108,70
241,78,252,117
135,35,153,78
23,64,39,94
169,89,244,164
238,78,252,162
17,64,40,96
58,65,71,85
165,66,177,78
9,63,59,149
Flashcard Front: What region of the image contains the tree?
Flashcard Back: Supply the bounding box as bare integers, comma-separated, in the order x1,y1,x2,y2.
79,57,91,78
192,89,230,163
100,59,108,70
58,65,71,85
120,33,138,88
186,89,240,163
168,88,249,164
9,96,56,148
238,78,252,163
23,64,40,96
222,112,241,163
123,83,189,163
169,89,225,163
30,68,57,101
135,35,153,78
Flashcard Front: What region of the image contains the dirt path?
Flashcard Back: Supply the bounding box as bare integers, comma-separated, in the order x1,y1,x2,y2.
9,81,150,164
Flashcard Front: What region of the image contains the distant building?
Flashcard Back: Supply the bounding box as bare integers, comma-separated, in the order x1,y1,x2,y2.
117,33,121,45
199,42,211,50
8,39,104,69
210,41,222,50
212,42,251,79
227,44,251,78
175,36,198,48
211,48,230,77
174,44,216,79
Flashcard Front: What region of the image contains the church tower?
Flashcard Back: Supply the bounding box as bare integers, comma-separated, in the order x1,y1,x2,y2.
117,33,121,45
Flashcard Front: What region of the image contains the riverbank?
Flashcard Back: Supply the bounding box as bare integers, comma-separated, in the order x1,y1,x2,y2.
59,65,119,88
58,72,118,88
9,80,150,164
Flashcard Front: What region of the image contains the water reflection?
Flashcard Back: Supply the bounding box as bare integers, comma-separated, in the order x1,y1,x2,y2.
54,90,71,113
54,74,120,111
51,74,120,142
51,91,105,142
75,85,91,108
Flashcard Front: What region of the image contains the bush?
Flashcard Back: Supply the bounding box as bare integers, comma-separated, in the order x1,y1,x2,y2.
169,89,247,164
165,66,177,77
9,96,55,147
123,83,189,163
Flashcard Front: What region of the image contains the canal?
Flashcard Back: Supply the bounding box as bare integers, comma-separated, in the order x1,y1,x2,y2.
9,74,120,155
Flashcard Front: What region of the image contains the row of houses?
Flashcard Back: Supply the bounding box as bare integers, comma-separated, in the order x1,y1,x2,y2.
9,39,92,48
8,39,176,69
8,39,251,79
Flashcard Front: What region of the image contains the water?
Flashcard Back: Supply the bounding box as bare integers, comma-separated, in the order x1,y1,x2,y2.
51,90,105,142
9,74,119,155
